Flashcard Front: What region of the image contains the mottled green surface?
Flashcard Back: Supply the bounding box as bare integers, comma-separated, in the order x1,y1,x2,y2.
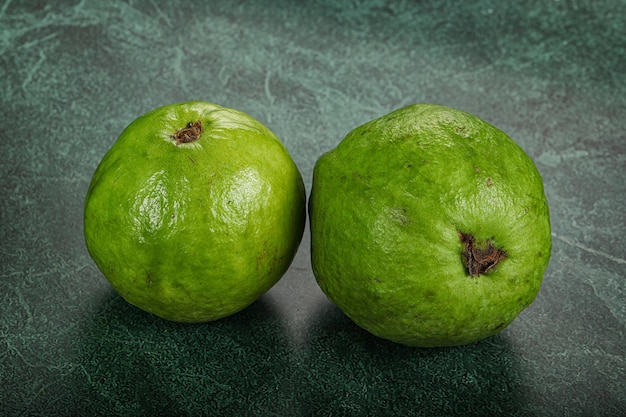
0,0,624,416
310,104,551,347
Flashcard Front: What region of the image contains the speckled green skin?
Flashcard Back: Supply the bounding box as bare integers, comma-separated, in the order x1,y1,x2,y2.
84,101,306,322
310,104,551,347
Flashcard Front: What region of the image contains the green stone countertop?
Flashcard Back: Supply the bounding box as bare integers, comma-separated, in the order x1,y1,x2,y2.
1,1,624,416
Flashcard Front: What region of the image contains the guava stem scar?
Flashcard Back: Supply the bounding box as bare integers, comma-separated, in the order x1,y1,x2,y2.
173,121,202,145
459,232,507,277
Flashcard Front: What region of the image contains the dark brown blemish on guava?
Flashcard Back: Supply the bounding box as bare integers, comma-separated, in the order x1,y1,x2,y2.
486,177,493,186
173,121,202,145
146,273,153,286
459,232,507,277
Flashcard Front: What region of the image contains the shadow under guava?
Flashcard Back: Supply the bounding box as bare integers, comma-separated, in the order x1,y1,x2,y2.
76,290,298,417
292,300,527,417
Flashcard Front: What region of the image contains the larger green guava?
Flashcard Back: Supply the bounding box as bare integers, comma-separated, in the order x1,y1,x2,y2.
309,104,551,347
84,101,306,322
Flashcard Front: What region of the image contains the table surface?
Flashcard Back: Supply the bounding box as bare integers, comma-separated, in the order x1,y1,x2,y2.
1,1,625,416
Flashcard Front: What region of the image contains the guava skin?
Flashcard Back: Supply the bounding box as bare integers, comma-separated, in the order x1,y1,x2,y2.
84,101,306,322
309,104,551,347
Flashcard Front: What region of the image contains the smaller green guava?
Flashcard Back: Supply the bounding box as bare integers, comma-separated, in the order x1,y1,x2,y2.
84,101,306,322
309,104,552,347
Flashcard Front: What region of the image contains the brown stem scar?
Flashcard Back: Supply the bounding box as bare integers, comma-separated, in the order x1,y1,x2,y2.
173,121,202,145
459,232,507,277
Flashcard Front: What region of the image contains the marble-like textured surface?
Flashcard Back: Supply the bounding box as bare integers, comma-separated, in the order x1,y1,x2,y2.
1,0,624,415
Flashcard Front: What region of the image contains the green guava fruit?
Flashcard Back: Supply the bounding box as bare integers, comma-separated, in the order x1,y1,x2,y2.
309,104,551,347
84,101,306,322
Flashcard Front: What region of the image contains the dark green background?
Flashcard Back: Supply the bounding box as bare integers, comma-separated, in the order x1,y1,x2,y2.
1,1,624,416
